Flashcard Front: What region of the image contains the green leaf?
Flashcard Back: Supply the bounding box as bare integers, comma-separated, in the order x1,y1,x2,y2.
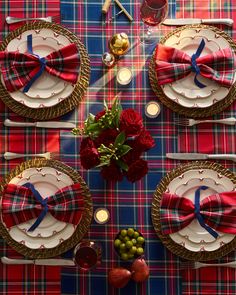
85,123,101,132
96,160,110,168
116,159,129,171
118,145,132,157
114,131,126,147
87,113,95,123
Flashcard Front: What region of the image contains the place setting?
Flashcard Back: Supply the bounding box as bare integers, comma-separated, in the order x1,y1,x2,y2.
0,20,90,120
0,158,93,259
149,24,236,118
151,161,236,261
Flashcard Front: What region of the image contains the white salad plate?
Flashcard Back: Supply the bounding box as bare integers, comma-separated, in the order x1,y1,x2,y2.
161,28,235,108
4,28,76,108
166,169,236,252
5,167,77,249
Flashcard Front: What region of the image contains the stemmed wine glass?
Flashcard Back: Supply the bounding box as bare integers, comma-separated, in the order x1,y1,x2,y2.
74,241,102,271
140,0,168,45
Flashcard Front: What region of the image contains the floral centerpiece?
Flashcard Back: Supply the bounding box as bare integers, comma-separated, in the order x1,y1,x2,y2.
72,98,155,182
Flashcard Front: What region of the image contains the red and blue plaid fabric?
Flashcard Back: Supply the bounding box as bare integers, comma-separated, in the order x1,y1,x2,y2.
0,43,80,92
2,183,84,229
155,43,235,87
160,191,236,235
0,0,236,295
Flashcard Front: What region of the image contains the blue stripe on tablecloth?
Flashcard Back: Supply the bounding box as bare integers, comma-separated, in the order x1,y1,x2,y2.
60,1,181,294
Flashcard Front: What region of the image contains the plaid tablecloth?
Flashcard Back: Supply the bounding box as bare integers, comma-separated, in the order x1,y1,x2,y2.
0,0,236,294
0,1,61,295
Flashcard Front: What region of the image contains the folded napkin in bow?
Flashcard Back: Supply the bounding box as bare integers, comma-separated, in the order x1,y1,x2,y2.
160,186,236,238
1,182,84,231
0,34,80,93
155,40,235,88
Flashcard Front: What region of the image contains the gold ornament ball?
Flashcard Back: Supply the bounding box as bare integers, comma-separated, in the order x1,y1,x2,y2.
108,32,130,56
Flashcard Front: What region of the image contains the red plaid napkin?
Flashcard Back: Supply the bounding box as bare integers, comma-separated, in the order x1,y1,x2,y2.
0,40,80,92
155,42,235,88
160,187,236,236
2,183,84,230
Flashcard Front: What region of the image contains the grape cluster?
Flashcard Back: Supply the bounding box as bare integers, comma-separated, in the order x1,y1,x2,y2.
114,228,145,261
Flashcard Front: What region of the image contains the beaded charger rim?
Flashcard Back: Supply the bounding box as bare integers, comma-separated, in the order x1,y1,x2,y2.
149,24,236,118
0,159,93,259
151,161,236,261
0,21,90,120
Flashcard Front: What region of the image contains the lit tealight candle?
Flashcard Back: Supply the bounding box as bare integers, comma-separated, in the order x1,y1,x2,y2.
117,67,132,85
94,208,110,224
145,101,161,118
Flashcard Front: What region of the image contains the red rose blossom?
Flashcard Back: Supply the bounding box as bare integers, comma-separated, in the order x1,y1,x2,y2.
134,129,155,151
80,147,100,169
122,140,142,165
95,128,119,147
80,137,96,151
120,109,143,136
101,161,123,181
126,159,148,182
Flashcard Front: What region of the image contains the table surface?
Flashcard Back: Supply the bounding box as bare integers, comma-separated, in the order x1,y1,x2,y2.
0,0,236,295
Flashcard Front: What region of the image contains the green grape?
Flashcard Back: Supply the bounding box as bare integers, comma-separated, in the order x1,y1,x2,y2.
120,229,127,237
125,241,133,249
121,253,129,261
133,231,140,239
137,236,145,244
120,243,126,250
123,236,130,242
114,239,121,248
137,247,144,256
131,238,137,245
129,246,137,254
127,228,135,237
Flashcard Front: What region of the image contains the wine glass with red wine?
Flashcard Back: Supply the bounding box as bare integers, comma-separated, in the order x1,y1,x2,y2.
140,0,168,44
74,241,102,271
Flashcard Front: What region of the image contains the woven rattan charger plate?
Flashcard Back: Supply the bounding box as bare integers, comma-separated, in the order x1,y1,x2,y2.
0,21,90,120
151,161,236,261
149,25,236,118
0,159,93,259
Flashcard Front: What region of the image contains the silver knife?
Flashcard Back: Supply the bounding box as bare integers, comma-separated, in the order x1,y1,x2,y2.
162,18,234,26
166,153,236,162
4,119,76,129
1,257,76,266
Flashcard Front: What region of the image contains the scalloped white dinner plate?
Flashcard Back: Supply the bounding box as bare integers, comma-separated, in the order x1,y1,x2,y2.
5,167,77,249
4,28,75,108
167,169,235,252
161,28,236,108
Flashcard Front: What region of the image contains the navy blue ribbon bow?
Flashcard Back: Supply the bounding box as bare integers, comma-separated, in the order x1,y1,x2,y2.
23,34,47,93
194,186,219,239
191,39,206,89
22,182,48,232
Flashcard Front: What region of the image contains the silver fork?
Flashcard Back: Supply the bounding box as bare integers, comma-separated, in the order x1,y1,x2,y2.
4,151,60,160
180,260,236,270
6,15,60,24
174,117,236,126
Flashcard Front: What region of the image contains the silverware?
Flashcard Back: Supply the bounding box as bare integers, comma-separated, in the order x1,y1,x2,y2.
174,117,236,126
162,18,234,26
1,257,75,266
5,15,60,24
104,10,124,24
180,260,236,270
166,153,236,162
4,151,59,160
4,119,76,129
